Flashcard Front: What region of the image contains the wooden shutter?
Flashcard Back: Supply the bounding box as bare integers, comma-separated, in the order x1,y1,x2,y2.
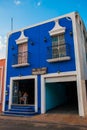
18,43,28,64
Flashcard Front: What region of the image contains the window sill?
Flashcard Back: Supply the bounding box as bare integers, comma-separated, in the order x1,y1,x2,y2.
47,56,71,63
12,63,30,68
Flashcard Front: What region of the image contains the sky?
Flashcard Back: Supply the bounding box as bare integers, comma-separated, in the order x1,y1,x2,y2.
0,0,87,59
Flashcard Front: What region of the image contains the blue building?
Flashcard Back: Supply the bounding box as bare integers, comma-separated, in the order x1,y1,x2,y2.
3,12,87,117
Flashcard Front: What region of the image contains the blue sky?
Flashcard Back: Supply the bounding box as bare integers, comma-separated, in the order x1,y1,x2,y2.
0,0,87,58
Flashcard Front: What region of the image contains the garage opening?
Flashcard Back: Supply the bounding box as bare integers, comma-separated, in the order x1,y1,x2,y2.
46,81,78,114
12,79,35,105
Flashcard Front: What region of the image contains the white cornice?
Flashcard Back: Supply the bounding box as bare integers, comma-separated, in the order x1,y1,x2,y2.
8,12,76,36
49,19,66,36
16,31,28,44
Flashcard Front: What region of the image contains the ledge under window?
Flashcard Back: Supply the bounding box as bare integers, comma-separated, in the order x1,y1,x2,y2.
12,63,30,68
47,56,71,63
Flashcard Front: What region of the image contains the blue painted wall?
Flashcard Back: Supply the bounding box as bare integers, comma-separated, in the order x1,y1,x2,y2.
46,83,67,111
5,16,76,112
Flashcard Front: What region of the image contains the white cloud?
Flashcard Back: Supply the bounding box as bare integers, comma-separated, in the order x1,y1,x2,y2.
37,1,41,7
0,48,6,59
4,36,7,44
0,36,6,59
0,43,6,50
0,36,2,40
14,0,21,5
0,36,6,50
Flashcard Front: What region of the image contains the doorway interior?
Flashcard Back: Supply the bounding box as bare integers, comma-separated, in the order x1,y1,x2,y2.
12,79,35,105
46,81,78,115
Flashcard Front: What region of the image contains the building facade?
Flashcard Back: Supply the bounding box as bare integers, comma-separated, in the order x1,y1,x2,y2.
3,12,87,116
0,59,5,112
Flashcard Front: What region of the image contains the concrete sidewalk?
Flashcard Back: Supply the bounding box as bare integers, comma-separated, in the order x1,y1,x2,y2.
0,113,87,127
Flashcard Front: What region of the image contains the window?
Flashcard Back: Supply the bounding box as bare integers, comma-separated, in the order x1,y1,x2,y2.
18,43,28,64
47,20,70,62
12,31,30,67
52,34,66,58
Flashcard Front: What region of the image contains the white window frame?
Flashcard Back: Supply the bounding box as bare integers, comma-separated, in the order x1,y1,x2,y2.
12,31,30,67
51,34,66,58
9,75,38,112
48,20,70,62
18,42,28,64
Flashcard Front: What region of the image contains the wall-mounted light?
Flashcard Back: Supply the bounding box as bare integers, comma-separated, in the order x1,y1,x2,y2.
57,71,61,73
29,39,34,45
11,45,15,50
19,74,22,77
30,41,34,45
44,37,47,42
5,90,8,95
70,31,73,36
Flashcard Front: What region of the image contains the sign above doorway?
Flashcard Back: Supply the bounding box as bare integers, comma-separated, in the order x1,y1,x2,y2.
32,67,47,75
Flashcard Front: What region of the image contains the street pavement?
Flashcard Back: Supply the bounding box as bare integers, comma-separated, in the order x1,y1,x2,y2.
0,118,87,130
0,114,87,130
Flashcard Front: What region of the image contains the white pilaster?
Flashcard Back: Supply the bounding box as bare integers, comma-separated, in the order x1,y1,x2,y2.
72,12,87,116
41,76,46,114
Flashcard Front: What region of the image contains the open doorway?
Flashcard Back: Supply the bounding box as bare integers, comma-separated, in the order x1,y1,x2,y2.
12,79,35,105
46,81,78,115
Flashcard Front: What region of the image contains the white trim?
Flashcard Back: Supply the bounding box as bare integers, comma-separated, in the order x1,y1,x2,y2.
0,66,3,103
35,76,38,112
47,56,70,63
9,75,38,112
16,31,28,44
9,78,13,109
41,71,77,114
72,13,83,115
8,12,76,36
42,71,77,78
12,63,30,68
41,76,46,114
49,19,66,36
70,13,87,116
46,75,76,83
2,34,9,112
